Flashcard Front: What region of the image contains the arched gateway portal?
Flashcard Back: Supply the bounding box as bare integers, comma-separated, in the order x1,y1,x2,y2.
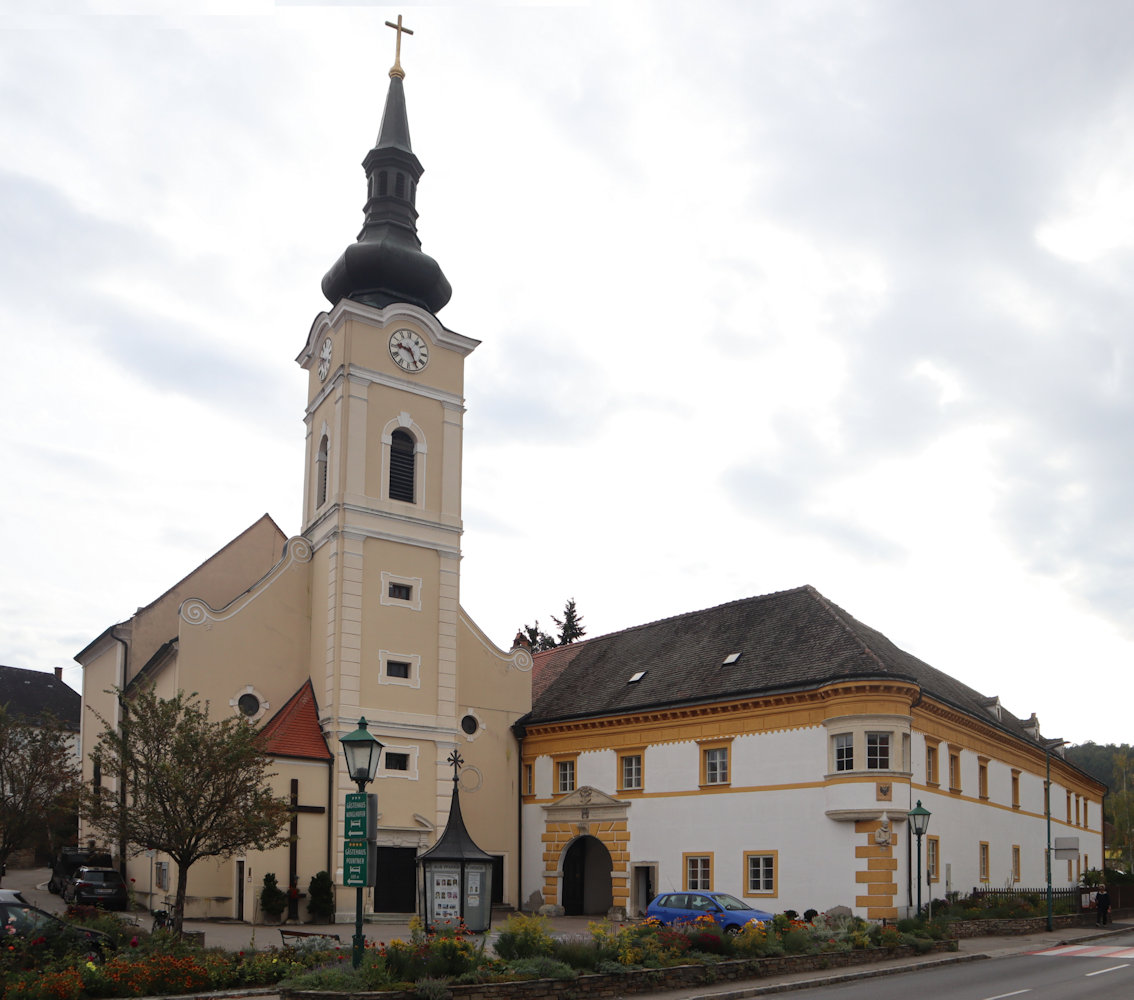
562,836,613,915
540,786,630,918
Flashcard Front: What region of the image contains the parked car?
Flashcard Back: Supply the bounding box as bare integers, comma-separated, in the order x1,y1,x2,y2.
63,866,129,910
48,847,113,894
0,889,112,957
646,891,775,934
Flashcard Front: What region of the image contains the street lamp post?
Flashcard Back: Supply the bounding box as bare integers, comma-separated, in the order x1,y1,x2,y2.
1044,738,1067,932
339,718,383,968
908,800,931,918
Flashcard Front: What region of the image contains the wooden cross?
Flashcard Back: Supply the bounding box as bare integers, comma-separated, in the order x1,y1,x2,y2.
287,778,327,919
386,14,414,79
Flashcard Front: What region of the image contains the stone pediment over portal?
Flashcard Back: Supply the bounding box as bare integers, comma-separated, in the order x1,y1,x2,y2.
542,786,628,824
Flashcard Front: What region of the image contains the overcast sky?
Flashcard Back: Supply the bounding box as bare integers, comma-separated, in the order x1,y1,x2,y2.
2,1,1132,746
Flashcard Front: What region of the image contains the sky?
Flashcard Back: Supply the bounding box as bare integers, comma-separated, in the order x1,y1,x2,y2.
1,1,1132,746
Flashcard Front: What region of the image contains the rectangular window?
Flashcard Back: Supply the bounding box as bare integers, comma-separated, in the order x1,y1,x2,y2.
978,760,989,799
1083,800,1089,828
949,751,961,792
703,746,729,785
979,842,990,882
866,732,890,770
926,836,939,882
1011,770,1020,809
1012,845,1021,882
385,752,409,771
1075,795,1080,826
556,759,576,794
684,854,712,891
926,744,938,785
156,862,169,891
1066,791,1072,823
744,852,777,896
523,764,533,796
619,753,643,791
387,660,411,679
388,582,413,601
834,733,854,772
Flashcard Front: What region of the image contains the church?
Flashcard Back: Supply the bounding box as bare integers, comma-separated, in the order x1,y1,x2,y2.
75,28,1103,925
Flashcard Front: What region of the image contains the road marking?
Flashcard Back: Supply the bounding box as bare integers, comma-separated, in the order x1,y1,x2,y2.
1085,964,1129,977
1031,945,1134,959
983,991,1031,1000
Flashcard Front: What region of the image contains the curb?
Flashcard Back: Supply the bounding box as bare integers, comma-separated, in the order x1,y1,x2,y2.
666,952,986,999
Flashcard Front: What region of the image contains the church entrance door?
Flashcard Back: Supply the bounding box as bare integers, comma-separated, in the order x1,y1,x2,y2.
562,836,613,916
374,847,417,912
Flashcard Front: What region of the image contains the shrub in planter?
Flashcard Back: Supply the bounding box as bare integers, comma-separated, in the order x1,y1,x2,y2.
306,870,335,922
260,873,287,921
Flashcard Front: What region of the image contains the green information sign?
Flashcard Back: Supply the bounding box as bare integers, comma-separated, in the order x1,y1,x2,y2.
343,839,370,887
344,793,370,839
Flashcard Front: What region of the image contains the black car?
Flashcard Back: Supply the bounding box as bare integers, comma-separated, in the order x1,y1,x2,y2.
48,848,113,894
63,866,129,910
0,889,112,957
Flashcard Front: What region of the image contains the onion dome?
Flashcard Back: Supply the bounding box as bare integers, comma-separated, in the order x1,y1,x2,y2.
321,60,451,314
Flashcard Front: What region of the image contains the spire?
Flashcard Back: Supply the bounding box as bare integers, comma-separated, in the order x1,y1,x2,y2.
321,19,451,314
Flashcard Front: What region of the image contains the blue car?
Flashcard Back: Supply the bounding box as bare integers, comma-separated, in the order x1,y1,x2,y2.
646,891,774,934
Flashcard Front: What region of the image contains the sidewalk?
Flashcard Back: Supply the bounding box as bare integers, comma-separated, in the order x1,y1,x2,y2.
6,868,1128,998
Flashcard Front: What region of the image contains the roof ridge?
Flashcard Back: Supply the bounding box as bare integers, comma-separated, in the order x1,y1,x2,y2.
135,514,285,618
533,585,813,657
803,587,892,673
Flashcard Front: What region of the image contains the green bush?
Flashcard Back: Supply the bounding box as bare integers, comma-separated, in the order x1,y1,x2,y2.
492,913,555,960
506,956,577,980
259,873,286,918
550,937,605,970
306,871,335,922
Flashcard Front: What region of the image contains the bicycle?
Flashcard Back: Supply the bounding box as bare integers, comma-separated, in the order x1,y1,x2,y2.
151,908,174,933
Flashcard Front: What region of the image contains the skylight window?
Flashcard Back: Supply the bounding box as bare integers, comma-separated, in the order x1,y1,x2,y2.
628,671,646,684
722,652,741,666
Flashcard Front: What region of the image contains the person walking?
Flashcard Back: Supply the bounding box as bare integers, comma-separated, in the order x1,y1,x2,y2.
1095,885,1111,926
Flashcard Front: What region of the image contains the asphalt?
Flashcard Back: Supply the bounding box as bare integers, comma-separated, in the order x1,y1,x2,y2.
6,867,1129,1000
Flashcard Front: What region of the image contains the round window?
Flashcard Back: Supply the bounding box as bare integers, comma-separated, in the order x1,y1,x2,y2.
237,693,261,717
460,714,478,736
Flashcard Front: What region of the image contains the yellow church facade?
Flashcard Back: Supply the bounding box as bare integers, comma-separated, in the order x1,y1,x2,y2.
76,55,532,922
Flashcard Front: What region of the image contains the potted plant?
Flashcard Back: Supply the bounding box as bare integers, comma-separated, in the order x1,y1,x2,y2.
260,872,287,923
307,870,335,923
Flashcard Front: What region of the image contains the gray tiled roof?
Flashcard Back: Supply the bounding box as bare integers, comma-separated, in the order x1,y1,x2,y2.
524,586,1037,744
0,665,80,729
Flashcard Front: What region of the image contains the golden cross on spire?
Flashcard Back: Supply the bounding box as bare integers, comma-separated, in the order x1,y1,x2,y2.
386,14,414,80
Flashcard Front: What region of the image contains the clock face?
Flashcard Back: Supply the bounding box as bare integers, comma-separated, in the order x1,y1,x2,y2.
389,329,429,372
317,338,332,381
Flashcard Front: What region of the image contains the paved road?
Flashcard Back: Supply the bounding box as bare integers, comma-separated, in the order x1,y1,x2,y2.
749,930,1134,1000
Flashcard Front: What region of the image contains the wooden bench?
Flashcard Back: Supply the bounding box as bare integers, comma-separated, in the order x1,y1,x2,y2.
280,928,341,946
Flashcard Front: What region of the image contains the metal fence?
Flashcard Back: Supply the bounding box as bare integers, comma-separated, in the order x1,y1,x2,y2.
969,886,1085,910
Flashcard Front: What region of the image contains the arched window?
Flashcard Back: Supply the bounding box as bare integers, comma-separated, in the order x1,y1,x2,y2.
395,172,405,198
378,171,388,197
316,435,329,507
389,429,415,502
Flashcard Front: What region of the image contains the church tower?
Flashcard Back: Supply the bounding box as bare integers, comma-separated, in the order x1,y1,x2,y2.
295,23,523,913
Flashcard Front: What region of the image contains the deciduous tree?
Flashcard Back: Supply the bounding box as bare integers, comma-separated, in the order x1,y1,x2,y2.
0,707,79,882
82,688,291,932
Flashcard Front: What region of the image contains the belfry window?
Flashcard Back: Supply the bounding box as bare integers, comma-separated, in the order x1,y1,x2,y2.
389,430,415,502
395,172,405,198
316,435,329,507
378,171,388,197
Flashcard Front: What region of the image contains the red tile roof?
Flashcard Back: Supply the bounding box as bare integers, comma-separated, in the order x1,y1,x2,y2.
257,680,333,761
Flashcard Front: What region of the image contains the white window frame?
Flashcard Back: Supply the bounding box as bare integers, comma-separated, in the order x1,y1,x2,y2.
378,650,421,689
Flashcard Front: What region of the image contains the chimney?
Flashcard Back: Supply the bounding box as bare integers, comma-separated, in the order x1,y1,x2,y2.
54,666,63,680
